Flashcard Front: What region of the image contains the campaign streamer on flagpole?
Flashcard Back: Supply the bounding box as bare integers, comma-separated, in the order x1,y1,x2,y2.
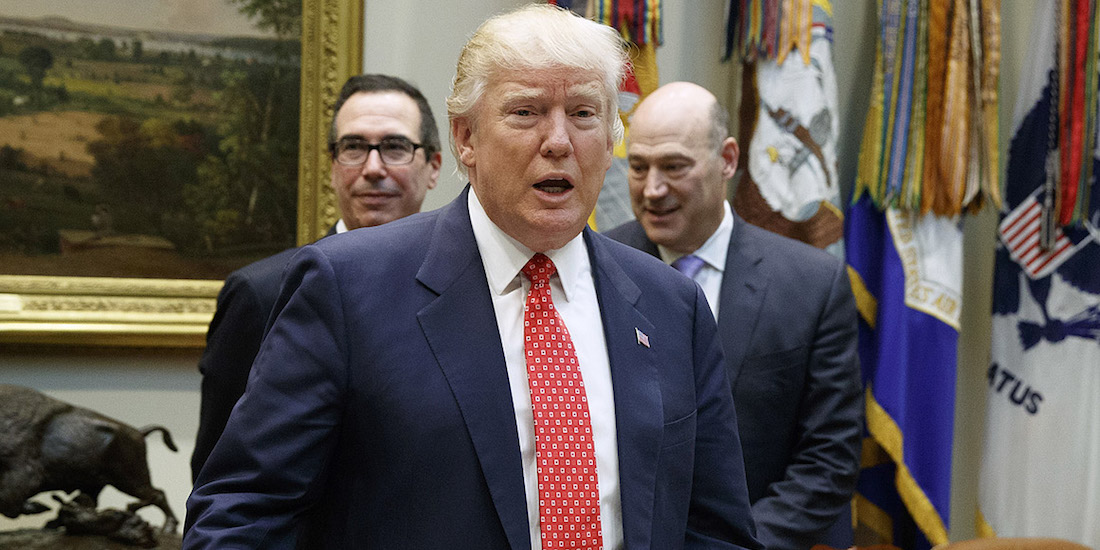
852,0,1001,216
725,0,845,258
977,2,1100,545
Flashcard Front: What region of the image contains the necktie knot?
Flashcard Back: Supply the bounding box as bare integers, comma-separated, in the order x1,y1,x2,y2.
671,254,705,279
522,253,557,286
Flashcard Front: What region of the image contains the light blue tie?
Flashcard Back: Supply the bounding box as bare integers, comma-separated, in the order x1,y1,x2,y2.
671,254,705,279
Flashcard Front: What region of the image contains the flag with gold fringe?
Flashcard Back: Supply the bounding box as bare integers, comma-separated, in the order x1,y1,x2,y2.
846,197,961,550
726,0,845,258
977,2,1100,545
844,1,1000,548
552,0,661,231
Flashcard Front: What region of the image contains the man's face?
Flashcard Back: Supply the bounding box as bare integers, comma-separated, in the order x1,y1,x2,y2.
627,100,736,254
452,68,613,252
330,91,441,230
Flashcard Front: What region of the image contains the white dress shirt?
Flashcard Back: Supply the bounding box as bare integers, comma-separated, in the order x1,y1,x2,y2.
468,189,624,550
657,201,734,320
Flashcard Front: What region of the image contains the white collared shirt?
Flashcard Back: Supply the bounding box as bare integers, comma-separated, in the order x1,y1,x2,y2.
335,218,349,234
468,189,624,550
658,201,734,319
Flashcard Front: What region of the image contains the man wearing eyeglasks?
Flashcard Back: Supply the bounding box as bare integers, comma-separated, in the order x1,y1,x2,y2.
328,75,442,231
190,74,441,481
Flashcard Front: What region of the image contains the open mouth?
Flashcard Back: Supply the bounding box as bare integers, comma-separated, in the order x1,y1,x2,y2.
533,178,574,194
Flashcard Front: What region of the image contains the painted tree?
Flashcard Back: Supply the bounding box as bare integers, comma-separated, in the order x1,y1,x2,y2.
229,0,301,40
178,0,301,253
17,46,53,90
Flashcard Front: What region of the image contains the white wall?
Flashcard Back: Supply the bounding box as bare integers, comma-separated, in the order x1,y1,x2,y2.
0,0,1037,542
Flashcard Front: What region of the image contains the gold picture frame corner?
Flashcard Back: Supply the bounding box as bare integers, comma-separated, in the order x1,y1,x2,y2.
0,0,362,348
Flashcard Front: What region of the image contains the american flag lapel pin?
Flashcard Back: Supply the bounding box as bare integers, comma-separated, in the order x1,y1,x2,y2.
635,327,650,348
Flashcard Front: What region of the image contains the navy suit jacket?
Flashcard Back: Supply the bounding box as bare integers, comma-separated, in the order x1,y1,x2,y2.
184,189,763,550
606,215,862,550
191,227,337,481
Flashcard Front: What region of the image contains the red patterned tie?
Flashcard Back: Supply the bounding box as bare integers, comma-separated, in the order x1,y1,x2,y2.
521,253,602,549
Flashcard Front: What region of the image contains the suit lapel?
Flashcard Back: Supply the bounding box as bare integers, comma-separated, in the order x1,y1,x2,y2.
416,189,529,550
716,215,768,385
586,230,662,550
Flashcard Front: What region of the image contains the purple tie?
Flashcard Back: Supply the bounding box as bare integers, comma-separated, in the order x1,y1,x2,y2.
671,254,705,279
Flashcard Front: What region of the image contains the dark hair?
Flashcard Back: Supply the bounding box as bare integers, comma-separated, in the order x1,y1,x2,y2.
328,74,440,158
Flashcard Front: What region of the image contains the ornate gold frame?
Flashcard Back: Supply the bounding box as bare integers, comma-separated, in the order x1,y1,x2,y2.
0,0,363,348
299,0,365,245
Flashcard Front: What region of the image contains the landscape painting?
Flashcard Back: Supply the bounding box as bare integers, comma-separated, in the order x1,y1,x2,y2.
0,0,301,281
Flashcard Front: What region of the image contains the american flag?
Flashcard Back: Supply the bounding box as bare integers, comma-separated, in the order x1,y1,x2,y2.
998,192,1088,279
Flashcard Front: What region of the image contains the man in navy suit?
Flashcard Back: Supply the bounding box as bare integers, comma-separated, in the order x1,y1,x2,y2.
184,6,762,549
189,74,442,481
607,82,862,550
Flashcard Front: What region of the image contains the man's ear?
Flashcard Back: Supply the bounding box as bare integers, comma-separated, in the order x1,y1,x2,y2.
721,137,739,180
452,118,476,168
426,151,442,189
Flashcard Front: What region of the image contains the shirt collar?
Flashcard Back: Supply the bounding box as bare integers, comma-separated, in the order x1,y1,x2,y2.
658,200,733,272
468,188,590,303
335,218,349,234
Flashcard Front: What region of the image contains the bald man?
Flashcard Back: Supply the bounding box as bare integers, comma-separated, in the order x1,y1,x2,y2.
607,82,862,550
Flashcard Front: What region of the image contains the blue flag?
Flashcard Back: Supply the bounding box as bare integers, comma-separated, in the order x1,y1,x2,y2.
846,196,962,548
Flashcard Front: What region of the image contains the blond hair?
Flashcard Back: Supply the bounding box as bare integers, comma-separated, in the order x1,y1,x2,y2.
447,4,627,171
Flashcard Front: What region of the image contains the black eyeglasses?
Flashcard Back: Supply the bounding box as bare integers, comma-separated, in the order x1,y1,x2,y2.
331,137,424,166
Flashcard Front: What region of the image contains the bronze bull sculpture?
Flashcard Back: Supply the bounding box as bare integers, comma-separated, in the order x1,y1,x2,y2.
0,384,178,532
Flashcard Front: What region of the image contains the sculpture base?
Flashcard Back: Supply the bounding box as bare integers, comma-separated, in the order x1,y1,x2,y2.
0,529,181,550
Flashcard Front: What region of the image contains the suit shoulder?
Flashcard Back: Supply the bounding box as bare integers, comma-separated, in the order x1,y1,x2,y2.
597,231,669,270
591,231,698,300
310,210,438,257
219,246,301,305
603,220,645,245
739,222,844,274
230,247,300,283
292,209,442,282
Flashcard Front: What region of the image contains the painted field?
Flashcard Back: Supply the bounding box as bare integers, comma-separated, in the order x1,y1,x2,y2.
0,110,103,175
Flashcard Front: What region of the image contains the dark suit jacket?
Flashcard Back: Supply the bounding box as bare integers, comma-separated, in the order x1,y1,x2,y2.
184,189,764,550
191,227,337,481
607,215,862,550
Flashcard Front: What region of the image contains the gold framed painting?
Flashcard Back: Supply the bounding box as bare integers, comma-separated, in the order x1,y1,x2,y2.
0,0,362,347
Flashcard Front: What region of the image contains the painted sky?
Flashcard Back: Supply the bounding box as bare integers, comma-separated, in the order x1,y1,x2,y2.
0,0,267,37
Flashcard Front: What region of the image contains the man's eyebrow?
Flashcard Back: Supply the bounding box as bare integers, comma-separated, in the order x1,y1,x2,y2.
338,133,413,142
566,81,603,103
499,88,547,105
